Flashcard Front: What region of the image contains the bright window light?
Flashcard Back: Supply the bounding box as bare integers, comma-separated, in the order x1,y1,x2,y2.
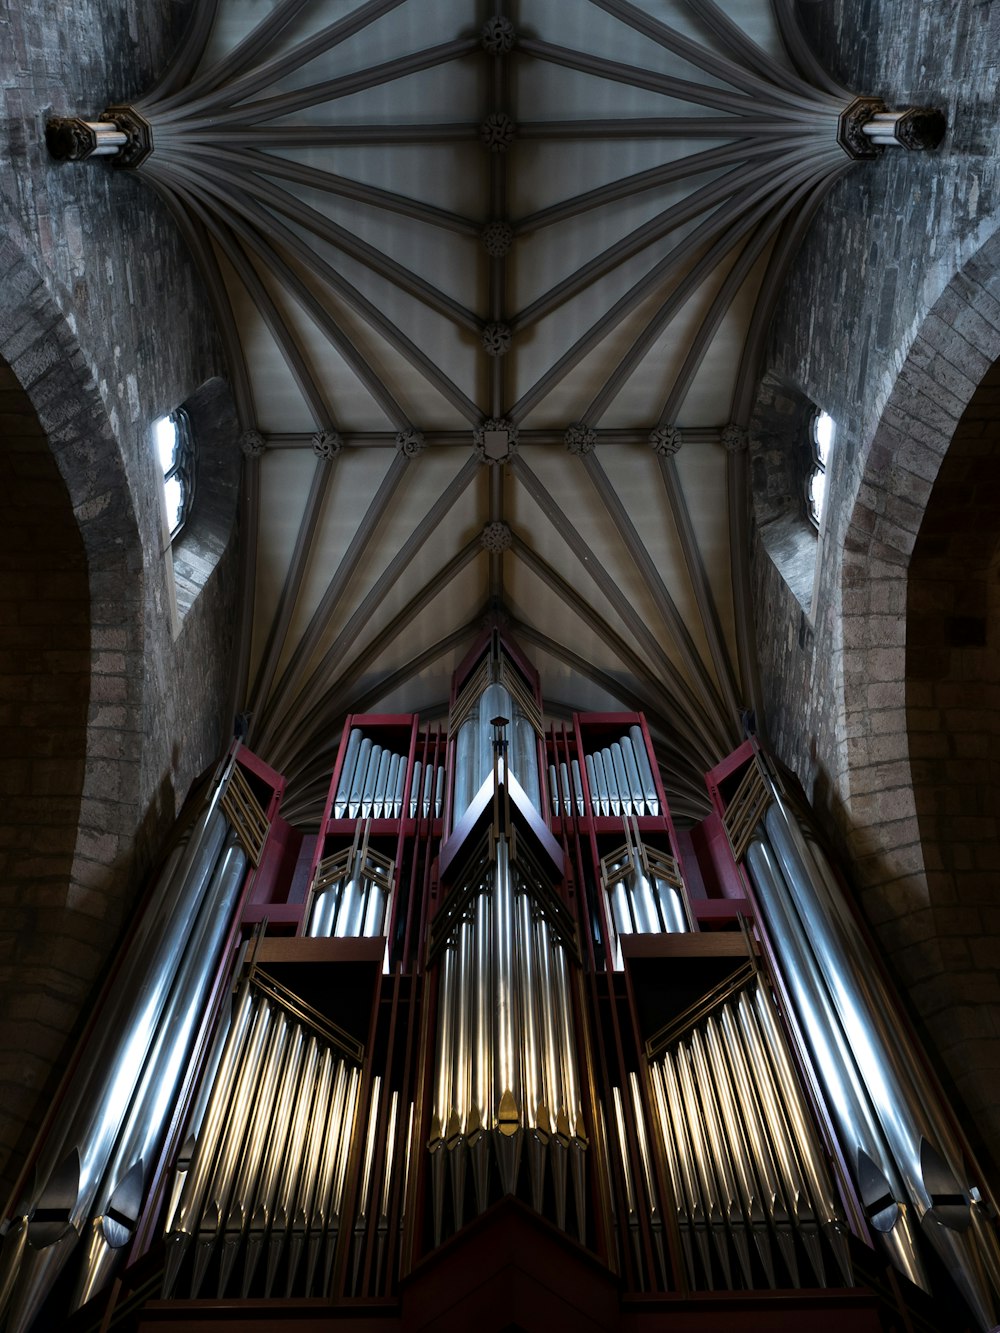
808,410,835,527
153,410,195,538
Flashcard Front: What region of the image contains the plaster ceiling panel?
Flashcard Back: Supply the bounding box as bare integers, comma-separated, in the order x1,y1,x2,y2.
264,55,483,124
520,643,627,719
249,446,319,680
270,243,482,430
269,445,407,679
317,451,487,653
510,446,685,678
219,260,318,434
675,243,775,426
511,175,715,314
200,0,287,69
508,134,729,223
360,634,480,720
505,555,640,691
250,0,477,89
340,552,488,701
280,144,486,218
671,442,738,665
512,274,695,429
280,183,484,309
596,443,723,689
593,244,744,428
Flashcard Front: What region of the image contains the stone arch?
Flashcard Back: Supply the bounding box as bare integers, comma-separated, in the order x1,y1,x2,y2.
837,226,1000,1160
0,232,147,1200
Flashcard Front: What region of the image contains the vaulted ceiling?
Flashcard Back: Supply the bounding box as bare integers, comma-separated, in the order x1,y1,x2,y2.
132,0,861,821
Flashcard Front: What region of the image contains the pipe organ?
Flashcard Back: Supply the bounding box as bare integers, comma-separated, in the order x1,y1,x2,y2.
2,630,1000,1331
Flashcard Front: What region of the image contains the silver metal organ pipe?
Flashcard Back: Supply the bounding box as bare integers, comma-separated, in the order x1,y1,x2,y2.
612,745,632,816
6,806,233,1332
424,763,436,820
696,1022,776,1287
559,763,572,821
549,763,560,818
361,744,382,819
493,838,522,1195
429,938,455,1246
593,751,611,818
348,738,371,820
584,754,598,816
409,761,421,820
629,726,659,814
610,1087,641,1279
376,1091,400,1285
512,699,541,812
384,754,399,820
764,800,1000,1328
448,922,473,1230
601,749,621,816
325,1066,361,1296
392,756,406,819
69,835,249,1312
375,749,392,819
571,759,585,816
351,1076,382,1293
470,888,492,1215
621,740,645,817
434,764,444,819
745,836,930,1294
648,1061,697,1289
335,729,362,818
657,1050,717,1287
189,997,278,1299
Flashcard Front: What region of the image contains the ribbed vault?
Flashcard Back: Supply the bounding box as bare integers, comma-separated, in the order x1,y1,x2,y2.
118,0,868,821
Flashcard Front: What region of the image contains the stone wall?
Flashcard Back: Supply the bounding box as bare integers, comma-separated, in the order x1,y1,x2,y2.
0,0,242,1204
750,0,1000,1167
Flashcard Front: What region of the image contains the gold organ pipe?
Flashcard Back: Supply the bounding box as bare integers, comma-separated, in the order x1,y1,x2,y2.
243,1022,307,1295
658,1049,716,1287
266,1034,320,1296
611,1086,642,1284
191,996,276,1297
216,1011,292,1295
286,1046,335,1295
712,1008,798,1284
306,1059,349,1296
649,1062,696,1290
628,1071,667,1288
517,890,548,1216
746,985,854,1285
323,1065,361,1298
672,1043,733,1289
352,1075,382,1294
687,1028,758,1287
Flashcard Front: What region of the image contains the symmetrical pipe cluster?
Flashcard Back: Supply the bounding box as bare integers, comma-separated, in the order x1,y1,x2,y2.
746,791,1000,1329
333,729,409,820
451,678,540,827
162,980,362,1301
583,729,660,819
0,768,250,1333
428,844,587,1244
305,825,395,940
601,823,689,960
649,977,852,1293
